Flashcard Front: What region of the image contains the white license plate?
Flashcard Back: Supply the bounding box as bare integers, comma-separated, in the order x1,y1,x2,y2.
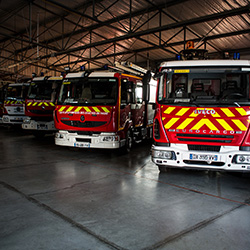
190,154,218,161
74,142,90,148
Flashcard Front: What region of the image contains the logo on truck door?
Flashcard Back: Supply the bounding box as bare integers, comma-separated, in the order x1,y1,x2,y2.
193,108,216,115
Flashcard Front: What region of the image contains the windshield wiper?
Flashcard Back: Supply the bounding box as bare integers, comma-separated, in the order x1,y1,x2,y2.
233,102,240,107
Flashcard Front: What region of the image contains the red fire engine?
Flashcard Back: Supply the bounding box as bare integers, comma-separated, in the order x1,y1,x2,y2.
0,81,10,124
22,76,63,137
151,58,250,172
54,62,156,152
2,82,30,126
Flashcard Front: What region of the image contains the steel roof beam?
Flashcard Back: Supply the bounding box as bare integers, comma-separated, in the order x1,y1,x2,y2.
33,4,250,60
12,0,188,54
52,28,250,68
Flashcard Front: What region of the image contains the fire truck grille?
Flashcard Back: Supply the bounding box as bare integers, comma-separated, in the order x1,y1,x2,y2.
183,160,225,167
62,120,106,128
176,133,233,143
33,117,52,122
68,131,101,136
29,110,53,115
75,138,91,143
188,145,221,152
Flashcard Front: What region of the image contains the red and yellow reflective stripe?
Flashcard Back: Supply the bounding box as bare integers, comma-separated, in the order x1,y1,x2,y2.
57,106,112,113
161,106,250,132
26,101,55,107
4,100,24,104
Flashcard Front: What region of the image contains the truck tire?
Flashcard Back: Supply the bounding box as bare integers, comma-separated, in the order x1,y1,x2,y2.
158,165,168,172
123,130,133,153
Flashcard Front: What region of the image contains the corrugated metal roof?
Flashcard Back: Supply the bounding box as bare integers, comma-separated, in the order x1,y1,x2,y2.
0,0,249,80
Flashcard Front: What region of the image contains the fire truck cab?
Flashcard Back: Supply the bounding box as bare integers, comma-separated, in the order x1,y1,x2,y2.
2,82,29,126
0,81,9,124
54,63,155,151
22,76,63,136
151,59,250,172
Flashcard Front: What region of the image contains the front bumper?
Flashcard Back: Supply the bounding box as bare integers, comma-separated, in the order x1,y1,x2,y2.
151,143,250,172
2,115,28,125
55,130,125,149
22,119,56,131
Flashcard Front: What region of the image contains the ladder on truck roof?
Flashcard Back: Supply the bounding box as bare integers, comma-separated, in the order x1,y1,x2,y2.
114,61,148,76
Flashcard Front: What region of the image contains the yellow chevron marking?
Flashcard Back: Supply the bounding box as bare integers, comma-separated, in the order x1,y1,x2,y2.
211,111,221,117
164,118,179,129
32,102,37,106
164,107,175,114
221,108,234,117
44,102,49,106
177,118,194,129
75,107,82,112
50,103,55,106
38,102,43,106
162,117,166,121
58,106,66,112
176,108,189,116
232,119,247,131
102,107,110,113
83,107,91,112
216,119,233,131
236,108,247,116
93,107,100,112
66,106,74,112
189,112,199,117
191,118,218,131
27,102,32,106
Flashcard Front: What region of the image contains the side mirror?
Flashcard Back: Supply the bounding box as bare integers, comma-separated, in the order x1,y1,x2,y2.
142,70,151,85
126,81,133,90
153,72,163,80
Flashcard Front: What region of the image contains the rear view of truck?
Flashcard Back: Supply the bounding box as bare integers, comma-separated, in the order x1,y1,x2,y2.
151,59,250,172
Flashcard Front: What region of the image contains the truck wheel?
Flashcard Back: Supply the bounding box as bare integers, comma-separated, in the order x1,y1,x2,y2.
124,130,133,153
158,165,168,172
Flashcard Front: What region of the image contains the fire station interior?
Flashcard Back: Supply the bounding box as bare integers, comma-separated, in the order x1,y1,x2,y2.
1,1,250,249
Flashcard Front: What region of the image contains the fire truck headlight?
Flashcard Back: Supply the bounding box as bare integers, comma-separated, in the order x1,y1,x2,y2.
3,116,9,123
235,155,250,164
102,136,119,142
152,150,173,159
23,117,31,124
55,132,64,139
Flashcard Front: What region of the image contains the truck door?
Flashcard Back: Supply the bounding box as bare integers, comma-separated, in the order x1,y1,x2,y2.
131,81,145,128
119,79,132,130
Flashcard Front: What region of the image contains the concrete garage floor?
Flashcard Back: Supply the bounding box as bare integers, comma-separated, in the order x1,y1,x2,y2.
0,127,250,250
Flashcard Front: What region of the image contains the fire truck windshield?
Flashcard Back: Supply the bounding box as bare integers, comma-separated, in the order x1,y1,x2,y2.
6,84,28,100
58,77,118,105
28,80,56,100
158,67,250,107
